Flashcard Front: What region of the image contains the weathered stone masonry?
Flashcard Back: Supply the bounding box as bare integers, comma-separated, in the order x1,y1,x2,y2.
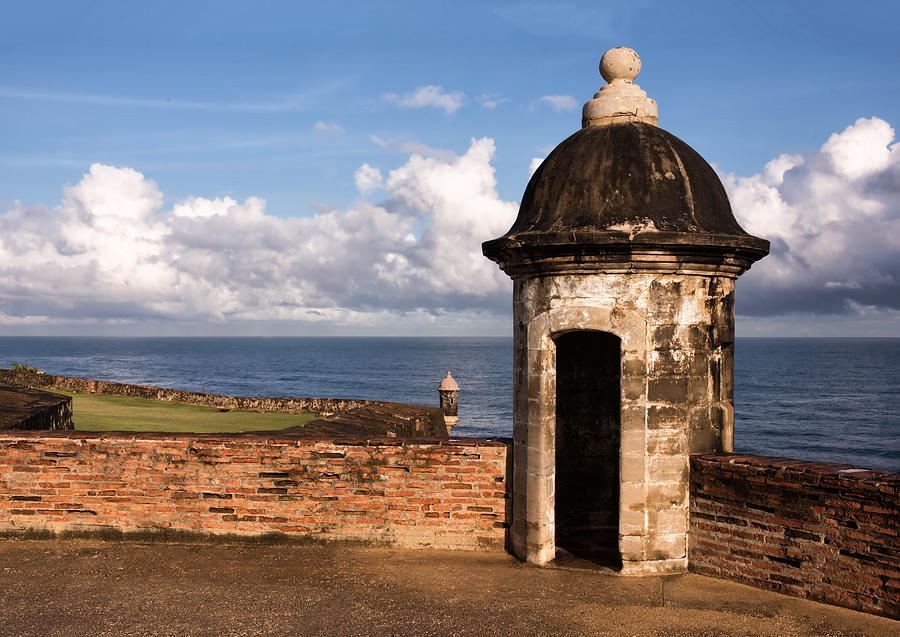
483,47,768,573
0,384,72,430
0,369,447,437
508,272,741,572
0,369,428,419
0,432,507,551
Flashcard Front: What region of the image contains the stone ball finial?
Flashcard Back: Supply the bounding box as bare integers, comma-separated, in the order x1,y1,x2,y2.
599,47,641,84
582,46,657,127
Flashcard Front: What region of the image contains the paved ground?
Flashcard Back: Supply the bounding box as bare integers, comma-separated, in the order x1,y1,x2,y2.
0,539,896,636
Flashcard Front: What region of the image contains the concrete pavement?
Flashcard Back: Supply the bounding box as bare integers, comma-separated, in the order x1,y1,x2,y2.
0,539,896,636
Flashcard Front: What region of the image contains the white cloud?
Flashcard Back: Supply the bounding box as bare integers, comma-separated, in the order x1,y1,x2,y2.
171,195,241,219
4,117,897,335
381,138,517,296
476,93,509,110
383,85,466,116
0,140,517,330
535,95,578,111
354,164,383,194
529,157,545,177
725,117,900,317
821,117,893,180
313,121,345,136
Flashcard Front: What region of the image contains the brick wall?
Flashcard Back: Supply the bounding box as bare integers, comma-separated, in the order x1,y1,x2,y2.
0,431,508,551
690,454,899,618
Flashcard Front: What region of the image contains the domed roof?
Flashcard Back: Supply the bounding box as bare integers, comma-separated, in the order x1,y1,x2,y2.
483,48,768,275
439,371,459,391
510,121,749,236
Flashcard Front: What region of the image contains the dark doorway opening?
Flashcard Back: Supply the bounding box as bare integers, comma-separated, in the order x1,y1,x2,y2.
554,331,622,570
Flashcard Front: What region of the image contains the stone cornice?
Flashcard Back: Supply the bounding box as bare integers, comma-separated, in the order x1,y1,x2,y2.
482,230,769,278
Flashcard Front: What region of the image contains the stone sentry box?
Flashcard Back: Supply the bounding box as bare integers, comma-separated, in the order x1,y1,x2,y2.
483,47,769,574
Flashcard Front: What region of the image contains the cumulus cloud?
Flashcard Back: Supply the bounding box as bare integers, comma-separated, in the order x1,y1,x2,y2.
313,121,345,136
354,163,383,194
535,95,578,111
383,85,466,115
4,117,898,334
726,117,900,318
0,140,517,330
529,157,545,177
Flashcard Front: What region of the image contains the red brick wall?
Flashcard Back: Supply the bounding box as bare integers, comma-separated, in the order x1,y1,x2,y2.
690,454,899,618
0,431,508,551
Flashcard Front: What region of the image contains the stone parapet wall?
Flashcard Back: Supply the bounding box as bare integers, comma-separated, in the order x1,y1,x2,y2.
0,370,445,437
690,453,899,619
15,396,73,430
0,431,508,551
0,369,392,414
0,385,73,430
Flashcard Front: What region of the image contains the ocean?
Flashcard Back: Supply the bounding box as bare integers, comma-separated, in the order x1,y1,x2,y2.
0,337,897,472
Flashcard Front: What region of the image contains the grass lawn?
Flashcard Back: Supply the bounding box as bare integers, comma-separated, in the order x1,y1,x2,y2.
42,389,319,433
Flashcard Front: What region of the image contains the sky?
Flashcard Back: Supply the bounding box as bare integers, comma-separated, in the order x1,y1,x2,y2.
1,1,899,337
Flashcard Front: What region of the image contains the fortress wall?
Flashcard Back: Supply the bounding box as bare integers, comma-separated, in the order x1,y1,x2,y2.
12,397,73,430
689,453,899,619
0,370,435,419
0,385,73,430
0,431,508,551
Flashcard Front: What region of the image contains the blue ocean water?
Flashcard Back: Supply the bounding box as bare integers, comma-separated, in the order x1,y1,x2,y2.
0,337,897,471
733,338,899,472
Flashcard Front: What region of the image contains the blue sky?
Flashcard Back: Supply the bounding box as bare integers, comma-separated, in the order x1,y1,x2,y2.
1,1,899,336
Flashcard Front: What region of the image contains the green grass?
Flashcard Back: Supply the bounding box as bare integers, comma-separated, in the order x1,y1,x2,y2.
42,389,319,433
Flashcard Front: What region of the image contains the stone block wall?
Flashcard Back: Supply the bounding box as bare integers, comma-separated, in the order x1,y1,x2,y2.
509,271,736,572
0,385,73,430
0,431,508,551
0,369,403,416
690,453,899,619
0,370,446,437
